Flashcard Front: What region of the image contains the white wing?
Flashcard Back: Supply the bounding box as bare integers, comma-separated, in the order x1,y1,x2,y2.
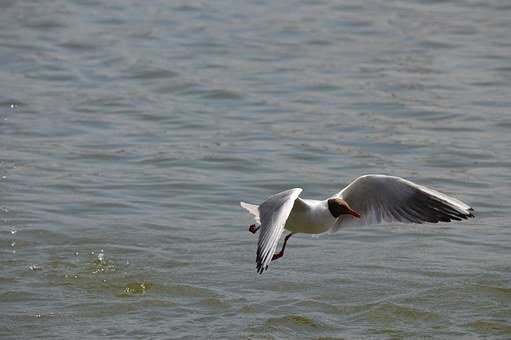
253,188,302,274
331,175,473,231
240,202,260,225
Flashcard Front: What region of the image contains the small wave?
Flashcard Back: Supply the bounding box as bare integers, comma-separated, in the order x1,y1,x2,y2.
363,303,441,322
468,320,511,335
265,314,327,330
201,89,243,100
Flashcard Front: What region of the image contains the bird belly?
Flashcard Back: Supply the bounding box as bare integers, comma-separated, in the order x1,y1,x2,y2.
284,211,332,234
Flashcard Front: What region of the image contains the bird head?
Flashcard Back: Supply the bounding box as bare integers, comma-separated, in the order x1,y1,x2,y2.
327,198,361,219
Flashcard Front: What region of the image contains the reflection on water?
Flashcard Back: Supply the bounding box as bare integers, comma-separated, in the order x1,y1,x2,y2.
1,0,511,338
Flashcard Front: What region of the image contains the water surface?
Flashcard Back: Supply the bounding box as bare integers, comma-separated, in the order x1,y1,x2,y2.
1,0,511,339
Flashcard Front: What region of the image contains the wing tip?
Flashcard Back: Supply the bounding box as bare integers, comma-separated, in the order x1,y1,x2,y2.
446,207,475,221
460,206,474,219
256,258,267,274
255,249,266,274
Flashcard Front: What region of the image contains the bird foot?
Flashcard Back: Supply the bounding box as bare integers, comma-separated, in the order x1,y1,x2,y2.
249,224,260,234
271,251,284,261
271,233,293,261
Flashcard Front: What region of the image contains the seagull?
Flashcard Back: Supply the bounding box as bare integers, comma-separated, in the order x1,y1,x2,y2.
240,174,474,274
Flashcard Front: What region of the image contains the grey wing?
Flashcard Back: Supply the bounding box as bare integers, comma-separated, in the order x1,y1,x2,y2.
331,175,474,230
255,188,303,274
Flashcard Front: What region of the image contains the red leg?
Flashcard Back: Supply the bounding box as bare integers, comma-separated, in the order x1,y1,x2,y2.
249,224,260,234
271,233,293,261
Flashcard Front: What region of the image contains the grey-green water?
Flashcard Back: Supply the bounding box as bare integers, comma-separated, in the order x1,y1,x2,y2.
1,0,510,339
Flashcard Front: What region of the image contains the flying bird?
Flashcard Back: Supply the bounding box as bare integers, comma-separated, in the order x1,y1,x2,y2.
240,174,474,274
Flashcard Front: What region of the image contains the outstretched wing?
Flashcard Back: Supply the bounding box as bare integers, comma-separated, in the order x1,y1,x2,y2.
331,175,473,231
254,188,302,274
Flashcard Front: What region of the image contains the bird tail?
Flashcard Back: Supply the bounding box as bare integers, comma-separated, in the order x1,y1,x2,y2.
240,202,260,225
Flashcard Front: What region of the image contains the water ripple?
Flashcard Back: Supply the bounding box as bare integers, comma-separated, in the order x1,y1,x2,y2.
1,0,510,338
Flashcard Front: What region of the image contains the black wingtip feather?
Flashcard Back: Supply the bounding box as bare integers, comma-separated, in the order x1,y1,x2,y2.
256,263,267,274
256,247,267,274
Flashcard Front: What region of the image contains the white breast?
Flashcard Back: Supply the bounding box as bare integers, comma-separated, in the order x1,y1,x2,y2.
284,199,335,234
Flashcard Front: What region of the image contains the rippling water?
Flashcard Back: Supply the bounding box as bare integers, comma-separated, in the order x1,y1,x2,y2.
1,0,511,339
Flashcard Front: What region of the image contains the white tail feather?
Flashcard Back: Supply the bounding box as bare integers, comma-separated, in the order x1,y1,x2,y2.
240,202,260,225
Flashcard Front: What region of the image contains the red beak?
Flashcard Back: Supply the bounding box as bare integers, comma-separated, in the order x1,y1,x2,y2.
348,209,361,218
